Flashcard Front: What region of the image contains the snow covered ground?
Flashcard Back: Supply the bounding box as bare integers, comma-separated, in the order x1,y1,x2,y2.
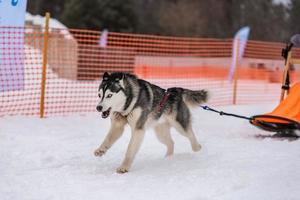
1,104,300,200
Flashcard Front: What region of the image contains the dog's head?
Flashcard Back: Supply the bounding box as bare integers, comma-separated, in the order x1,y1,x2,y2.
96,72,127,118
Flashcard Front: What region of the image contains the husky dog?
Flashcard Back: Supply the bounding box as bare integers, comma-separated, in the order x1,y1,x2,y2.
94,72,208,173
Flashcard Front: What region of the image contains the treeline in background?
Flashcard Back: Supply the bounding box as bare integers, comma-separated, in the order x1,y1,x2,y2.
27,0,300,42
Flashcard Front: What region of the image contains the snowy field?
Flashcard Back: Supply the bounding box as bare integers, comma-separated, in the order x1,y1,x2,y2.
1,104,300,200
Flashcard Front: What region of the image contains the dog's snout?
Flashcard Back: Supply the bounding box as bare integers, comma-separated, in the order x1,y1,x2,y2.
96,105,103,112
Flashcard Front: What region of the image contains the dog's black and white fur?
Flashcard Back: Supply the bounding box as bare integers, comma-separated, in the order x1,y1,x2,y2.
94,72,208,173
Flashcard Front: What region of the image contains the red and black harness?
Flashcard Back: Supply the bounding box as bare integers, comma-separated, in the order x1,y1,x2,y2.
157,88,183,112
157,90,171,112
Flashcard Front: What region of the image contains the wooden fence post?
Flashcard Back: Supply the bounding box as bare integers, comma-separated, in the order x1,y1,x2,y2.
40,12,50,118
232,39,240,105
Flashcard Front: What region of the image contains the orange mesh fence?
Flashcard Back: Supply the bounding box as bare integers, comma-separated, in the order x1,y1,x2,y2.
1,26,300,117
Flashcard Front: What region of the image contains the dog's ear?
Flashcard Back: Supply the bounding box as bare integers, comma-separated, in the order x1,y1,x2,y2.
114,73,125,82
103,72,110,81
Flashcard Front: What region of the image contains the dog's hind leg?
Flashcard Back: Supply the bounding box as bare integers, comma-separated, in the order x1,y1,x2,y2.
154,123,174,156
169,105,202,152
94,114,127,157
184,127,202,152
117,129,145,173
171,120,201,152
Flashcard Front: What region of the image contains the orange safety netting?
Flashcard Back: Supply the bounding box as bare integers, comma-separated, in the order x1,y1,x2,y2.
1,26,300,117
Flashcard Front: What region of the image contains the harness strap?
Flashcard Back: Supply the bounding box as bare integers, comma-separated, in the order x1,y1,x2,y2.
158,91,171,112
200,105,253,121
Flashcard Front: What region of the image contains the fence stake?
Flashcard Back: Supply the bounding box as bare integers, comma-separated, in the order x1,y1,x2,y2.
40,12,50,118
232,39,240,105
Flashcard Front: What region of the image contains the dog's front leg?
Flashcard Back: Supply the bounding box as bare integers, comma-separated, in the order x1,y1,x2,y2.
116,129,145,173
94,115,126,157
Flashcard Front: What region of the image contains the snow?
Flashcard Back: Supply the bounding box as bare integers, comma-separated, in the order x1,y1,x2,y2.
1,104,300,200
25,12,73,39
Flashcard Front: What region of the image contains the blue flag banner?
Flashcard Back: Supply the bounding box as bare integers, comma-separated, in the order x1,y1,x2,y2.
228,26,250,82
0,0,28,92
99,29,108,48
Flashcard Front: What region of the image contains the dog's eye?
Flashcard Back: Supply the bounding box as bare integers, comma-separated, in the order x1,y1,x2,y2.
106,94,113,98
98,93,101,98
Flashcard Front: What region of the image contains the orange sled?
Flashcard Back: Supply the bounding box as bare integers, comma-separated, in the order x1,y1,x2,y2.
201,34,300,139
251,82,300,133
201,82,300,138
201,83,300,139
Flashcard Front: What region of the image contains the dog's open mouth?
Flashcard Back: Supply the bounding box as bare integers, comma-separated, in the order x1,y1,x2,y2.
101,107,111,119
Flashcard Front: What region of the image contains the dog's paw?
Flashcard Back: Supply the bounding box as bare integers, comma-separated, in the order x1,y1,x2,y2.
116,166,129,174
192,143,202,152
94,148,106,157
165,150,174,157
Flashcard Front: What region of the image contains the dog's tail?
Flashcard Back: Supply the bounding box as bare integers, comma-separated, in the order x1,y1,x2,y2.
167,87,209,108
182,89,209,107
